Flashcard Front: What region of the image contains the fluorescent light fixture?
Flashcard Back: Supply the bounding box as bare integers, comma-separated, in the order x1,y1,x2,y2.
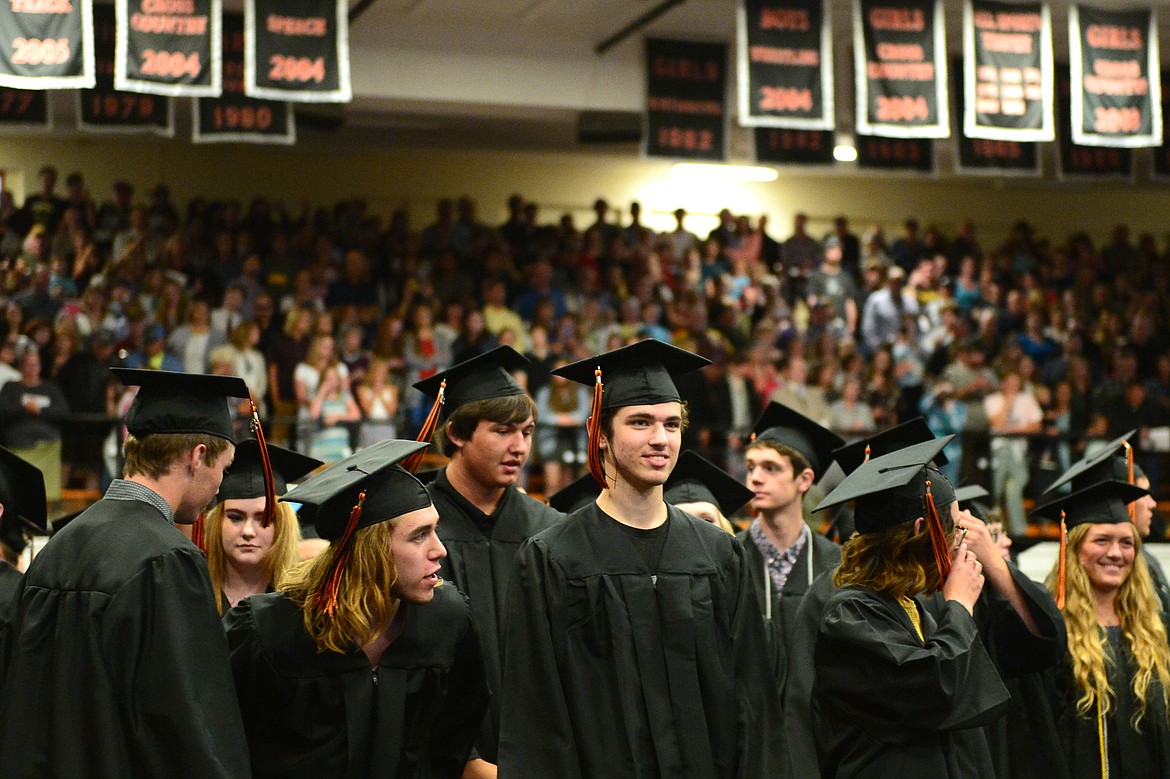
833,145,858,162
670,163,779,182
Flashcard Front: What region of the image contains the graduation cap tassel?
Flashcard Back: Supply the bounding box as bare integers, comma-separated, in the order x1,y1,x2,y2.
1056,510,1068,610
191,510,207,554
587,367,607,490
924,480,952,582
403,380,445,474
314,490,367,618
1125,441,1136,523
249,393,278,529
863,444,871,463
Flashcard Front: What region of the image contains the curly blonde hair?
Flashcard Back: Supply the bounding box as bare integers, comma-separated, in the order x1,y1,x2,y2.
205,500,303,615
1047,522,1170,728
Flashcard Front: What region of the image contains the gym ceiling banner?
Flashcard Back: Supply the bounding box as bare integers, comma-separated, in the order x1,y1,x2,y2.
193,11,293,144
953,55,1040,175
853,0,948,138
962,0,1053,142
645,38,728,161
244,0,350,103
0,86,48,127
81,3,172,135
0,0,94,89
736,0,833,129
754,127,836,164
1069,4,1161,148
115,0,220,97
1056,66,1133,179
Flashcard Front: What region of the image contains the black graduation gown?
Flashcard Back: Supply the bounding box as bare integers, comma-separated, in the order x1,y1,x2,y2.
735,526,840,680
498,503,788,779
1143,547,1170,613
0,563,20,686
426,467,564,762
0,497,251,778
813,588,1012,778
784,569,838,778
1042,621,1170,779
224,584,490,779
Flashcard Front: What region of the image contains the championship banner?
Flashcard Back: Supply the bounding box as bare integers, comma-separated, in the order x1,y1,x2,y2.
737,0,833,129
245,0,350,103
0,0,94,89
853,0,948,138
1056,66,1132,179
0,87,49,128
194,12,293,144
1069,5,1161,148
754,127,836,163
1154,71,1170,180
115,0,220,97
962,0,1053,142
856,135,934,170
81,3,172,135
645,38,728,161
954,56,1040,175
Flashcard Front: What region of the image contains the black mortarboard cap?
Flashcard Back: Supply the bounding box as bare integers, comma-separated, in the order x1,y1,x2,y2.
1033,480,1149,528
413,345,529,414
0,445,46,538
218,439,323,502
281,439,433,541
954,485,990,504
1043,431,1141,496
815,436,957,533
112,368,252,442
750,402,845,478
50,509,84,534
547,473,601,514
831,417,950,475
550,339,711,410
664,451,756,517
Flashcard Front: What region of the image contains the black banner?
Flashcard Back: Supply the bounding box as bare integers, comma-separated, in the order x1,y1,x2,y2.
953,56,1039,175
854,0,948,138
754,127,835,163
856,135,934,170
1057,66,1132,179
80,4,171,135
1069,5,1161,148
962,0,1053,142
245,0,349,103
194,12,293,144
1155,71,1170,179
115,0,219,97
645,38,728,161
0,0,94,88
737,0,832,129
0,87,48,127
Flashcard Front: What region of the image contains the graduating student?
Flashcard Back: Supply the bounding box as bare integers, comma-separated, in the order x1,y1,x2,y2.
0,369,258,778
811,437,1013,777
1043,431,1170,612
412,345,563,775
204,440,322,613
0,445,45,678
663,450,754,534
1032,480,1170,779
224,439,490,779
498,339,786,779
738,402,845,678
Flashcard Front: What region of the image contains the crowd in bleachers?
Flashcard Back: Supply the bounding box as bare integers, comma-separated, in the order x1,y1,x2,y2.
2,163,1169,532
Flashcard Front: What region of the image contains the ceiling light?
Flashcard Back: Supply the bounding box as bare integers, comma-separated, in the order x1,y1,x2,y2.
833,145,858,162
670,163,779,182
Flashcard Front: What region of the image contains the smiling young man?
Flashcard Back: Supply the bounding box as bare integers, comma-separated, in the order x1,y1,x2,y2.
0,369,256,778
225,439,490,779
412,345,563,778
499,339,786,778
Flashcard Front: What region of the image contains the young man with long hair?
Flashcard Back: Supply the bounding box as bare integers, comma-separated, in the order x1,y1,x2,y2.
224,439,489,778
498,339,785,778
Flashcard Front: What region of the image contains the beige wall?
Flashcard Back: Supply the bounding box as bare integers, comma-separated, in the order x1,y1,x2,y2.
2,133,1168,246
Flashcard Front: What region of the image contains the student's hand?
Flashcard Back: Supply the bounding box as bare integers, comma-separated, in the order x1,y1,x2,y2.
953,510,996,568
942,542,984,615
462,759,497,779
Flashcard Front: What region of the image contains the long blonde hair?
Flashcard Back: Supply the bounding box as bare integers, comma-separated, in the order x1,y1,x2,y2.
205,500,303,614
1047,522,1170,728
281,521,400,654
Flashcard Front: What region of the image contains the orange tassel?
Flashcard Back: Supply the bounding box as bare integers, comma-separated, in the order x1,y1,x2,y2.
924,480,952,582
249,393,278,528
864,444,872,464
1056,510,1068,610
587,367,607,489
191,510,207,554
403,380,445,473
1125,441,1136,523
313,491,366,617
